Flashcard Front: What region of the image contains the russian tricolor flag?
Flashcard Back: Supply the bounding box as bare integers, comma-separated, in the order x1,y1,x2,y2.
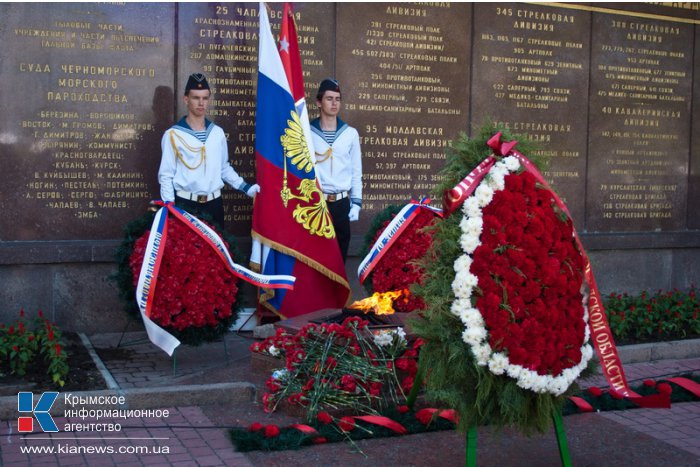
251,3,350,318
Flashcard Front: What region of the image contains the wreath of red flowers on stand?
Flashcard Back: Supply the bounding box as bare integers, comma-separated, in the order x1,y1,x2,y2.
451,156,593,395
115,211,242,345
361,205,438,312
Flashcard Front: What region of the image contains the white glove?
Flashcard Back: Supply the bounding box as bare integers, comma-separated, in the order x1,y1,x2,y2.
246,184,260,197
348,203,361,222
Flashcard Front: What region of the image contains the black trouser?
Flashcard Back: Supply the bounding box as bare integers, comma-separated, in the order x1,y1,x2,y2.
175,195,225,227
327,197,351,263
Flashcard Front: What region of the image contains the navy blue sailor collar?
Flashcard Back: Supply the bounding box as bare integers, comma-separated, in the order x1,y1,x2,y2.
310,117,349,138
172,116,214,141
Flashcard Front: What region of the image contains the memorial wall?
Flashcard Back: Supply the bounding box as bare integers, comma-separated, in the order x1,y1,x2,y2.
1,2,698,332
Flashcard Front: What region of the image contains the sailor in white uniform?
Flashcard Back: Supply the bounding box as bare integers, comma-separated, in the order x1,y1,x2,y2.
158,73,260,226
310,78,362,262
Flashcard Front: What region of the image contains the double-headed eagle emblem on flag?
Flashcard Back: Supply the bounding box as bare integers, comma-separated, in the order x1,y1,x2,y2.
280,110,335,239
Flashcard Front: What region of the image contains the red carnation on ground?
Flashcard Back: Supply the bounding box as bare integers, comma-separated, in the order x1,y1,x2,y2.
248,422,264,432
338,417,356,432
264,424,281,438
317,411,333,424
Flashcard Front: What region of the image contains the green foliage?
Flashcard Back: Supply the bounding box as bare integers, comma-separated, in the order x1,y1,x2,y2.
409,123,569,435
0,310,69,387
605,286,700,342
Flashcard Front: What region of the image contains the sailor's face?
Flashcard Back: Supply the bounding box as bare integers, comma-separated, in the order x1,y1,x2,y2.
184,89,210,117
317,90,341,117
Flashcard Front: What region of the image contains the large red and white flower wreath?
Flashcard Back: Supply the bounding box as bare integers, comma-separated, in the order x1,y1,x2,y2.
129,216,239,332
451,155,593,395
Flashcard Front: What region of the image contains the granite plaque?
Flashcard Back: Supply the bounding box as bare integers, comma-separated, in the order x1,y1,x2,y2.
176,2,333,236
690,20,700,230
471,3,591,226
336,2,471,233
1,3,175,240
586,9,693,231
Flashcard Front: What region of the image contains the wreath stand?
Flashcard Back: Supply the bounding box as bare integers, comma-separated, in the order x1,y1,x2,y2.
406,364,572,467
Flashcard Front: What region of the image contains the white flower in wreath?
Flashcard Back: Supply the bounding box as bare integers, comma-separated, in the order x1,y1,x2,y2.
462,326,487,347
487,167,508,191
454,255,473,274
460,234,480,254
472,343,491,366
506,364,523,380
488,353,509,375
452,280,474,300
453,270,478,291
459,308,484,329
268,345,280,357
531,375,549,393
474,184,494,207
516,370,537,391
503,156,520,171
460,216,483,238
463,197,481,218
450,298,470,316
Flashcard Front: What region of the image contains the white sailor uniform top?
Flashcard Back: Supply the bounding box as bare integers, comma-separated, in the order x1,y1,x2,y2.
310,117,362,206
158,117,250,202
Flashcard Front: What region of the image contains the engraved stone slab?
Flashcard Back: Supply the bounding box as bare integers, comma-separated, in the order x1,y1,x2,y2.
176,2,333,236
586,10,692,231
471,3,591,226
1,3,175,240
689,22,700,230
336,2,472,232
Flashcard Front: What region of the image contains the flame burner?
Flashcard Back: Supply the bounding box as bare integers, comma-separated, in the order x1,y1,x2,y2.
310,308,404,328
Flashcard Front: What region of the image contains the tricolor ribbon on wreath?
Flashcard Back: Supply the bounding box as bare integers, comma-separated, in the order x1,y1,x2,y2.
357,197,443,284
443,132,664,404
136,201,296,356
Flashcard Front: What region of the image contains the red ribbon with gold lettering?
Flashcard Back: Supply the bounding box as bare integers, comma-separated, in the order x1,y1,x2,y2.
442,156,496,217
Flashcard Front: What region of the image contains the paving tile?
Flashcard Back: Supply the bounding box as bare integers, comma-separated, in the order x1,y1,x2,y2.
205,435,236,450
57,455,87,466
186,445,218,456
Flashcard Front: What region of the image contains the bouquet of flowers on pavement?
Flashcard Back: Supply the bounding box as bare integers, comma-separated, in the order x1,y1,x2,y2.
251,317,423,424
